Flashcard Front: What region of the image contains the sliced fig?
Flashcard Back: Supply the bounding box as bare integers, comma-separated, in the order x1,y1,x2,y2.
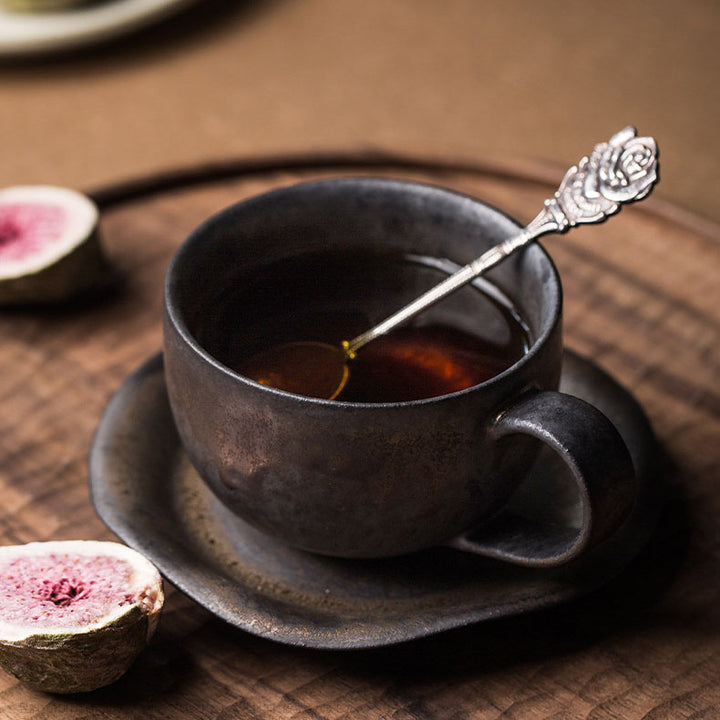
0,540,164,694
0,185,111,306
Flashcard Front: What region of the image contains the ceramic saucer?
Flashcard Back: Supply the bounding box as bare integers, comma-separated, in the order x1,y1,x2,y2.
90,350,661,649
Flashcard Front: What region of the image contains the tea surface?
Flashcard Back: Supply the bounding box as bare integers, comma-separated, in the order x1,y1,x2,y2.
337,322,525,402
200,250,530,402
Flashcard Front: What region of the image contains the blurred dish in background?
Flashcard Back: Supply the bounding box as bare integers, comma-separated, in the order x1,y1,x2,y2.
1,0,102,11
0,0,200,57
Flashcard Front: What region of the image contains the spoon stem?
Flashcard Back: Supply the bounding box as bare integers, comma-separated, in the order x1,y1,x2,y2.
343,228,536,357
344,125,658,358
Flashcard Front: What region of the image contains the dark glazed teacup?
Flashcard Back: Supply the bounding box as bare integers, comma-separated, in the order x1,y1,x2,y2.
163,178,636,565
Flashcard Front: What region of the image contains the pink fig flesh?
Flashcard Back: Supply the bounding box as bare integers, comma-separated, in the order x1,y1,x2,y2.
0,202,66,264
2,552,141,629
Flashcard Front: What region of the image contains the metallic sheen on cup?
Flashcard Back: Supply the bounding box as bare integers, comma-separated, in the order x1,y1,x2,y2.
163,178,636,565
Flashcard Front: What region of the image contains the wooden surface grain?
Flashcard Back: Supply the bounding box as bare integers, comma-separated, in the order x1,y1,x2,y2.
1,159,719,718
1,0,718,226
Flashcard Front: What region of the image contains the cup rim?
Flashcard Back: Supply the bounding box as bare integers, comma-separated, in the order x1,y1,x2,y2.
164,176,563,407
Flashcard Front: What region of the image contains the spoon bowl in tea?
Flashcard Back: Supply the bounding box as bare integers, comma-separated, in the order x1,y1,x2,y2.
239,127,658,400
238,340,349,400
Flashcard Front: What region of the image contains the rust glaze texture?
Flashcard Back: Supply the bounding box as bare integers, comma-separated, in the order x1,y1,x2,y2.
163,178,635,563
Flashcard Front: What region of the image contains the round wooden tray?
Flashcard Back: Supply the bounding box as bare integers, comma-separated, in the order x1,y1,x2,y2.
2,150,718,650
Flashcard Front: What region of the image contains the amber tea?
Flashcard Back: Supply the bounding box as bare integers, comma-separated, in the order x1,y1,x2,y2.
200,250,530,403
338,322,525,402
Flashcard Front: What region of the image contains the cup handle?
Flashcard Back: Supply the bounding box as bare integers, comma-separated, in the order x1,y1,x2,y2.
446,390,637,567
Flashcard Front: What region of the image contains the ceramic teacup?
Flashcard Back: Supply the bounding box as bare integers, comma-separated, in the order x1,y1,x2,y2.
163,178,636,565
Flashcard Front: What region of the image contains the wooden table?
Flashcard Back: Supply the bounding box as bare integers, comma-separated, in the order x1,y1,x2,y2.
1,0,719,715
1,156,719,718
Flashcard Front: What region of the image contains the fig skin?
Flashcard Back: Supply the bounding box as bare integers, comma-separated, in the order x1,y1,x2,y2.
0,185,112,307
0,541,164,694
0,231,111,306
0,604,153,694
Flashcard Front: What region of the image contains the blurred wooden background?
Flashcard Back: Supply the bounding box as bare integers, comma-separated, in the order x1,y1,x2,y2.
1,0,718,222
1,1,719,717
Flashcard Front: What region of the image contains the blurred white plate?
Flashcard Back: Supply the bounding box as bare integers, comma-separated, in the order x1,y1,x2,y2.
0,0,199,57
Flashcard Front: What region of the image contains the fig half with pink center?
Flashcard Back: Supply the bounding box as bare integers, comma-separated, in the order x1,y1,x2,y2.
0,185,110,305
0,540,164,694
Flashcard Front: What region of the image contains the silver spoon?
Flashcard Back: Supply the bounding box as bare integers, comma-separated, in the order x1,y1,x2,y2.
240,126,659,400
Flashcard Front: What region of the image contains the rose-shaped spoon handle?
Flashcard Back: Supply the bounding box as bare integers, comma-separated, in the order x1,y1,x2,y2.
343,126,659,357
